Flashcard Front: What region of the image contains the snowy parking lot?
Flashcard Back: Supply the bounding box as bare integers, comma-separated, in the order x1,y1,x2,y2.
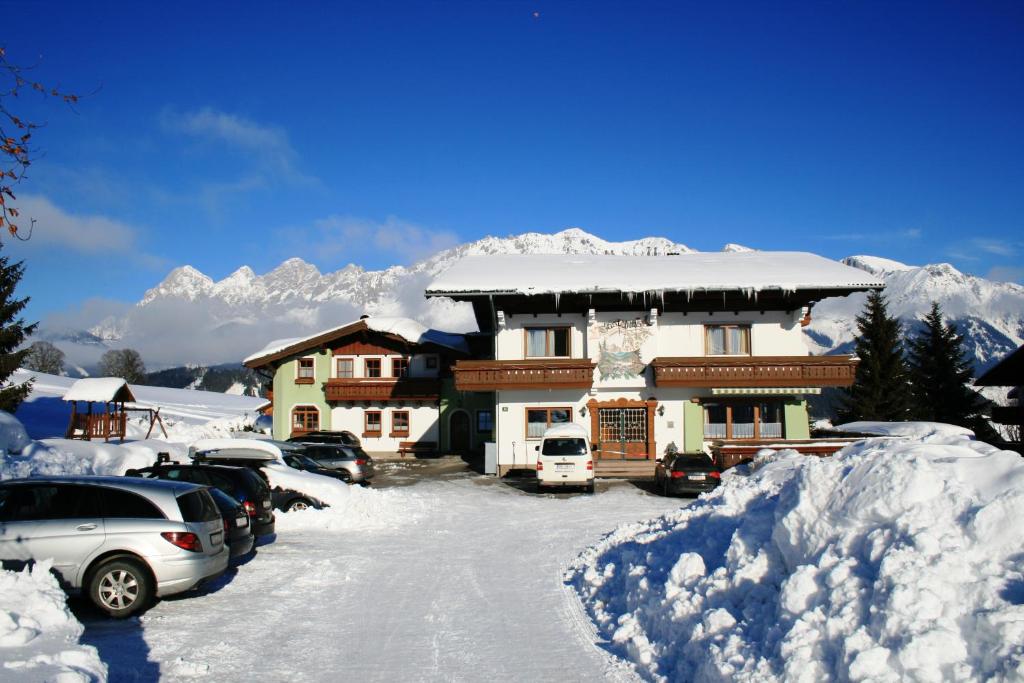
75,466,684,682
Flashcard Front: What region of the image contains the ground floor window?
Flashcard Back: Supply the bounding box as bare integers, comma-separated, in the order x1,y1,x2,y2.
703,400,784,440
364,410,382,437
526,407,571,439
391,410,410,437
292,405,320,433
476,409,494,435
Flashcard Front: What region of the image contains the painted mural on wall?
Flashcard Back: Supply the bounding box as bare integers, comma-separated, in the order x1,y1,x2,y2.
593,318,652,380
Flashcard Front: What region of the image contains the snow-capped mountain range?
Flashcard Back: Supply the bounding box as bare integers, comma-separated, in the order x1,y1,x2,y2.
42,228,1023,373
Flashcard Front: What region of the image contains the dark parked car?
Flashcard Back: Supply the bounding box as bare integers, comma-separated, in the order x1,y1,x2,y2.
281,453,354,484
287,430,361,447
654,452,722,496
206,488,255,559
191,453,325,513
126,461,276,537
291,443,375,484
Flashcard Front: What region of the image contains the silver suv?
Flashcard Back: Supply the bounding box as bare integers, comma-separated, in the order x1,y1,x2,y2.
0,476,229,618
294,443,376,483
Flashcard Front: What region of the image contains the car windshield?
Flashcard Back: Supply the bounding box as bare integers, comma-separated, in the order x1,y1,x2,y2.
542,438,588,456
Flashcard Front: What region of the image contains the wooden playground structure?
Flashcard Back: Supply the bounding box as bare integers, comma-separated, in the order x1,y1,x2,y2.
63,378,168,442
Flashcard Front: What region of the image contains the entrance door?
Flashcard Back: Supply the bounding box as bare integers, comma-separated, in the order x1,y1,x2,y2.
596,407,649,460
450,411,471,452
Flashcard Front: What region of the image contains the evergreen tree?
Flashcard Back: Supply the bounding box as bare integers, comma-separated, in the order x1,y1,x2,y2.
837,290,913,423
906,302,998,440
0,248,36,411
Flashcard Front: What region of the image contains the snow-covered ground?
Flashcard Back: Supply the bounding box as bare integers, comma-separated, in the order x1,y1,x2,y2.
77,476,683,682
568,430,1024,682
11,369,266,442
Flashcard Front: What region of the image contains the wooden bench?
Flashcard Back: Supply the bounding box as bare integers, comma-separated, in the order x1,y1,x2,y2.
397,441,438,458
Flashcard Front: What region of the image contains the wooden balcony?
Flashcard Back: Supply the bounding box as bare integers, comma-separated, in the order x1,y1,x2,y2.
453,359,596,391
324,378,441,403
651,355,858,388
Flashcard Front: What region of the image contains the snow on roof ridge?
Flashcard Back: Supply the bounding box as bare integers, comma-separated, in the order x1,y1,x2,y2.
62,377,135,403
427,251,884,296
243,315,468,365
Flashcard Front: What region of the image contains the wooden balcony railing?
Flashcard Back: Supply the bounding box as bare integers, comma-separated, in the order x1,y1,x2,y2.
453,359,596,391
324,378,441,402
651,355,858,388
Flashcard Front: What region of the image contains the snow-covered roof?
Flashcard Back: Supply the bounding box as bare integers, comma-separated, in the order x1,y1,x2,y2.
243,316,468,367
542,423,589,439
62,378,136,403
426,252,884,297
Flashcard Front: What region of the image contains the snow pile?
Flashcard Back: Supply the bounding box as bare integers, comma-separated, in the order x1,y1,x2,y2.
568,431,1024,682
0,439,159,480
0,561,106,682
835,420,975,440
0,410,31,455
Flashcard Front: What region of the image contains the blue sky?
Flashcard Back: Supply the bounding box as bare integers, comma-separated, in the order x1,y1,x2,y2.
3,0,1022,323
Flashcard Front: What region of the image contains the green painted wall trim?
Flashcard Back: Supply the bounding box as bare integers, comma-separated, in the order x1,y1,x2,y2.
271,350,333,439
784,400,810,439
683,401,704,453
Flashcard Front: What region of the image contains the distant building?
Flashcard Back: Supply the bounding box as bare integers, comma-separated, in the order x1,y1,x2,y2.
243,317,492,454
426,251,882,475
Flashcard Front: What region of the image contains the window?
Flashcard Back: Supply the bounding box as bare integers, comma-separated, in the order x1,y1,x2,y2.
365,358,382,378
525,327,571,358
705,325,751,356
703,401,782,439
101,488,164,519
526,407,571,439
296,357,316,383
0,484,101,521
476,410,494,434
292,405,320,433
391,410,410,436
336,358,354,378
425,356,439,370
364,410,382,436
391,357,409,378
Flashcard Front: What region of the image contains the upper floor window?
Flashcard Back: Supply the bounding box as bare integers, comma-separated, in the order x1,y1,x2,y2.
525,327,570,358
392,357,409,378
296,357,316,383
705,324,750,356
336,358,354,378
365,358,382,378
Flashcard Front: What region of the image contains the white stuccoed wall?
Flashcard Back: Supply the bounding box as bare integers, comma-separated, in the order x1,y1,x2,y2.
330,404,440,453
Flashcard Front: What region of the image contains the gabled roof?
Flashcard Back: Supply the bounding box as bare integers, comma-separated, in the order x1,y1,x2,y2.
62,377,137,403
426,252,884,298
975,344,1024,386
243,316,468,368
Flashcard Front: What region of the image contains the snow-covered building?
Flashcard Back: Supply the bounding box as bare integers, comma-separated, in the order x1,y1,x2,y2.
426,251,883,475
243,317,491,453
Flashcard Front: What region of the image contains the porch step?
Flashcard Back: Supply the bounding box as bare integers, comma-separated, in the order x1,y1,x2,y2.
594,461,656,479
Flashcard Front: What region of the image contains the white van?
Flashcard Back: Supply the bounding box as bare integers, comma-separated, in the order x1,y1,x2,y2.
535,423,595,493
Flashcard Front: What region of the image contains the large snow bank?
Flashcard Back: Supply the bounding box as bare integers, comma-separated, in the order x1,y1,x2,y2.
835,421,975,440
0,561,106,681
0,409,31,455
568,432,1024,682
0,438,175,480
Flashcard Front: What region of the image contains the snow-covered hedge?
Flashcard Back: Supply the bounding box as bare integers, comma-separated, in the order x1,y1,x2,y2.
568,431,1024,682
0,561,106,681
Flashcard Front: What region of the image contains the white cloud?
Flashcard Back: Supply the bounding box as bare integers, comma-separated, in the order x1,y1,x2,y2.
4,194,164,268
985,266,1024,284
160,107,314,185
821,228,922,242
306,215,461,265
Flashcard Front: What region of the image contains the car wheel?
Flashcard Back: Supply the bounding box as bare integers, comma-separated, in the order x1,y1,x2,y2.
287,498,313,512
338,471,353,484
89,558,151,618
586,482,595,494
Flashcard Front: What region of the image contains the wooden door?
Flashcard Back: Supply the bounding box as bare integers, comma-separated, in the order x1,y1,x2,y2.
450,411,471,452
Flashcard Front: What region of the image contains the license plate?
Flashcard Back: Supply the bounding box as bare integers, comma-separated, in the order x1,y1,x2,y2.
556,463,573,472
689,474,706,481
210,531,223,546
235,516,248,528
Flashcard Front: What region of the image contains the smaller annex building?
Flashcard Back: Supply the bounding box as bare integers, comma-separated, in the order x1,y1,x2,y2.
243,316,491,454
